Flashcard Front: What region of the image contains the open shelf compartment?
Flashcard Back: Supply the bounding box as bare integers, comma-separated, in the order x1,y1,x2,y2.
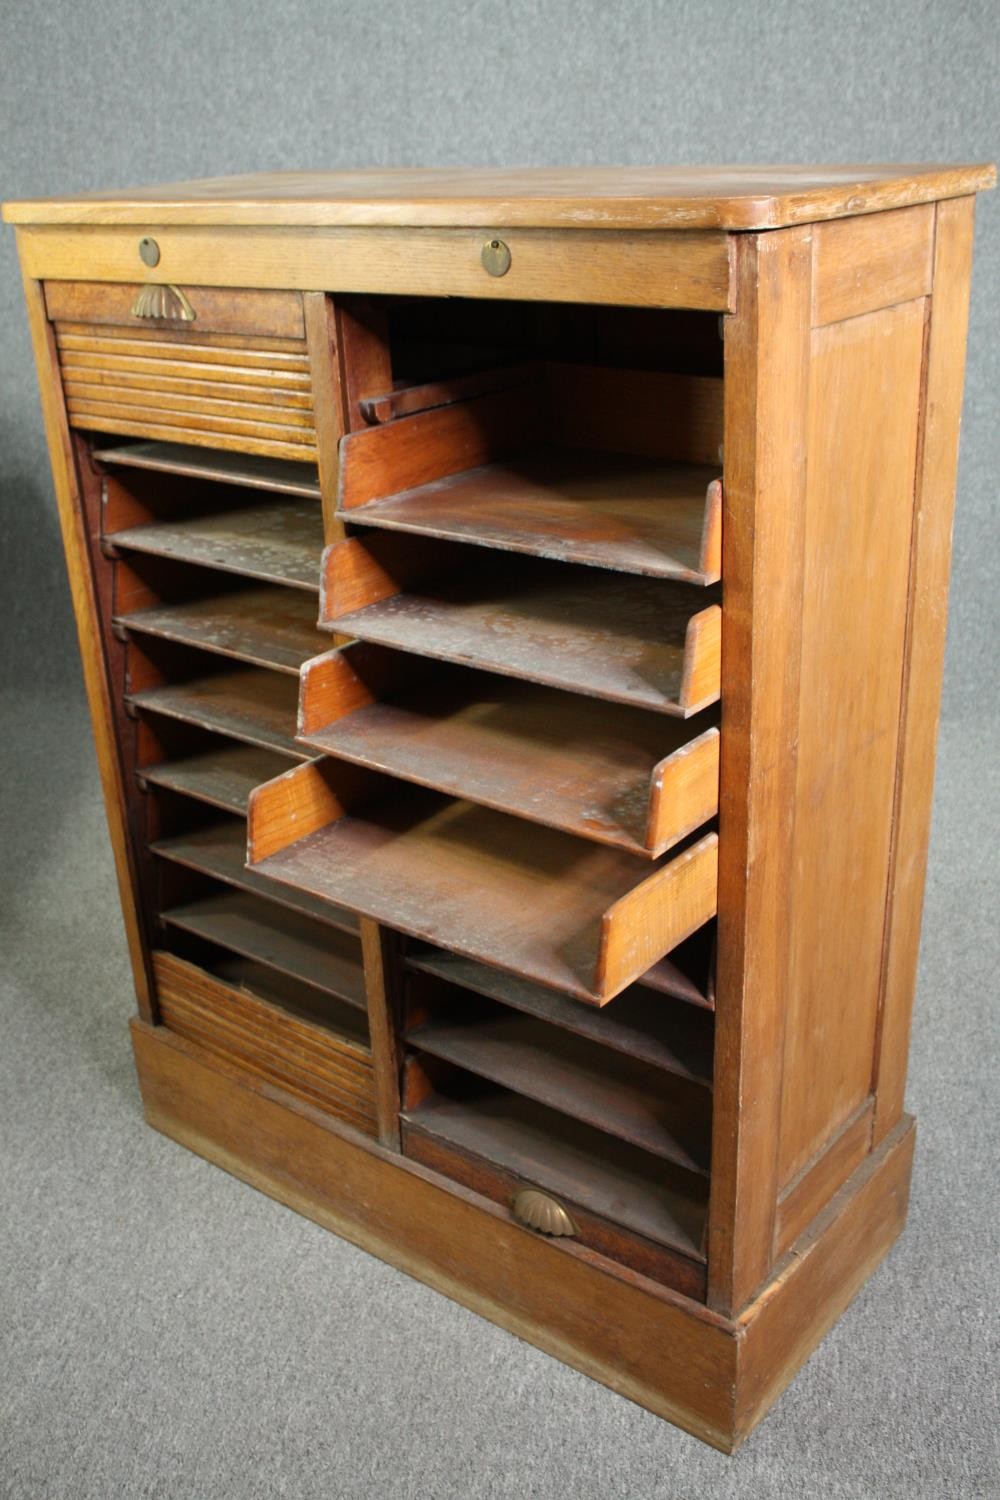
337,365,722,584
298,643,719,857
247,759,718,1004
401,1067,708,1283
160,884,366,1011
407,946,714,1081
320,534,721,718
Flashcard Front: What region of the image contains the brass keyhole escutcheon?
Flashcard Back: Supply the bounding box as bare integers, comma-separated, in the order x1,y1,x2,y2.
138,236,161,268
481,238,512,277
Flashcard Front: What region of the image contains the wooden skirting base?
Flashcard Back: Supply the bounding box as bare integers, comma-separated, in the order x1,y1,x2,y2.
131,1019,915,1452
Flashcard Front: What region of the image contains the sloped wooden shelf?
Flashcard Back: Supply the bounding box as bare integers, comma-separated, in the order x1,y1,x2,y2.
321,536,721,718
338,366,722,583
93,440,321,497
160,887,366,1009
152,819,359,935
644,924,717,1010
154,951,375,1135
128,665,307,759
138,741,291,814
342,453,721,583
247,760,719,1004
407,991,711,1172
402,1081,708,1261
116,583,327,674
107,498,324,590
407,948,714,1083
299,645,719,857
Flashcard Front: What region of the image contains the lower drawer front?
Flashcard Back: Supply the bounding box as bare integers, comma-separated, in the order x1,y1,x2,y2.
153,950,376,1136
46,281,318,462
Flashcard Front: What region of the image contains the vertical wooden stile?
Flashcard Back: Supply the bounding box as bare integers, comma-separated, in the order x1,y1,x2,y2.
709,226,812,1315
17,262,155,1019
872,195,978,1143
360,916,406,1149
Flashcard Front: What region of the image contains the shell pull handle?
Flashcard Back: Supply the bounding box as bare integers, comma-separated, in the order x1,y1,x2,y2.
511,1187,577,1237
131,284,196,322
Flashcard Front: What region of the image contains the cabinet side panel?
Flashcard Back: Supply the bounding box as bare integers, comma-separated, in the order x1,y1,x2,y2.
872,196,977,1144
777,298,925,1185
17,257,153,1017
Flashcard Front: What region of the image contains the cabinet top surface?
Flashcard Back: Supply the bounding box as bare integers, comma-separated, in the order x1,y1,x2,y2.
4,164,994,231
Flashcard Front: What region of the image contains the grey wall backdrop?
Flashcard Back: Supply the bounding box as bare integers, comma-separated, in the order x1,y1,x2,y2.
1,3,997,1498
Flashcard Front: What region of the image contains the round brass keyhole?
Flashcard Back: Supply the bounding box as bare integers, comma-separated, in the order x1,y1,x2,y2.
138,236,161,268
481,238,512,277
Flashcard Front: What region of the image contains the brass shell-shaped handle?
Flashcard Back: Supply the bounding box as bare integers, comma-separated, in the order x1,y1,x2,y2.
131,284,196,322
511,1187,577,1237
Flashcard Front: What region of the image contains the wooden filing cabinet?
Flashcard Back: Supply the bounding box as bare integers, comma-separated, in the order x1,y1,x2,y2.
5,164,994,1451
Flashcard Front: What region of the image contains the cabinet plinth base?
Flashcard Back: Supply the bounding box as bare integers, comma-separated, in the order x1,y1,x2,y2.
131,1018,915,1453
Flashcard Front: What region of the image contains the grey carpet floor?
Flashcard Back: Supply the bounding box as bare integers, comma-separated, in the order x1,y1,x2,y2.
1,685,997,1500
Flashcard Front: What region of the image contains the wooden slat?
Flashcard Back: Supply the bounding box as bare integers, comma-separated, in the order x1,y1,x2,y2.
298,648,719,856
44,280,307,338
407,948,714,1081
57,330,311,371
55,319,308,355
129,665,305,757
248,765,719,1004
161,888,366,1009
152,820,359,934
67,395,315,445
341,452,722,583
108,498,324,590
138,741,291,813
407,993,712,1171
70,383,315,428
403,1083,708,1259
117,585,327,674
94,440,321,496
68,371,315,408
70,413,318,462
324,541,721,717
59,349,311,388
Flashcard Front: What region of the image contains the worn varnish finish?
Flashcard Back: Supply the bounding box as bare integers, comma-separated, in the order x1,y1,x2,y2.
107,494,325,590
248,763,719,1004
130,1018,917,1450
406,949,714,1082
116,580,328,674
9,166,989,1452
407,990,712,1172
7,164,992,229
298,646,720,857
322,537,722,717
151,820,359,934
161,887,367,1010
401,1090,708,1297
129,661,307,759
